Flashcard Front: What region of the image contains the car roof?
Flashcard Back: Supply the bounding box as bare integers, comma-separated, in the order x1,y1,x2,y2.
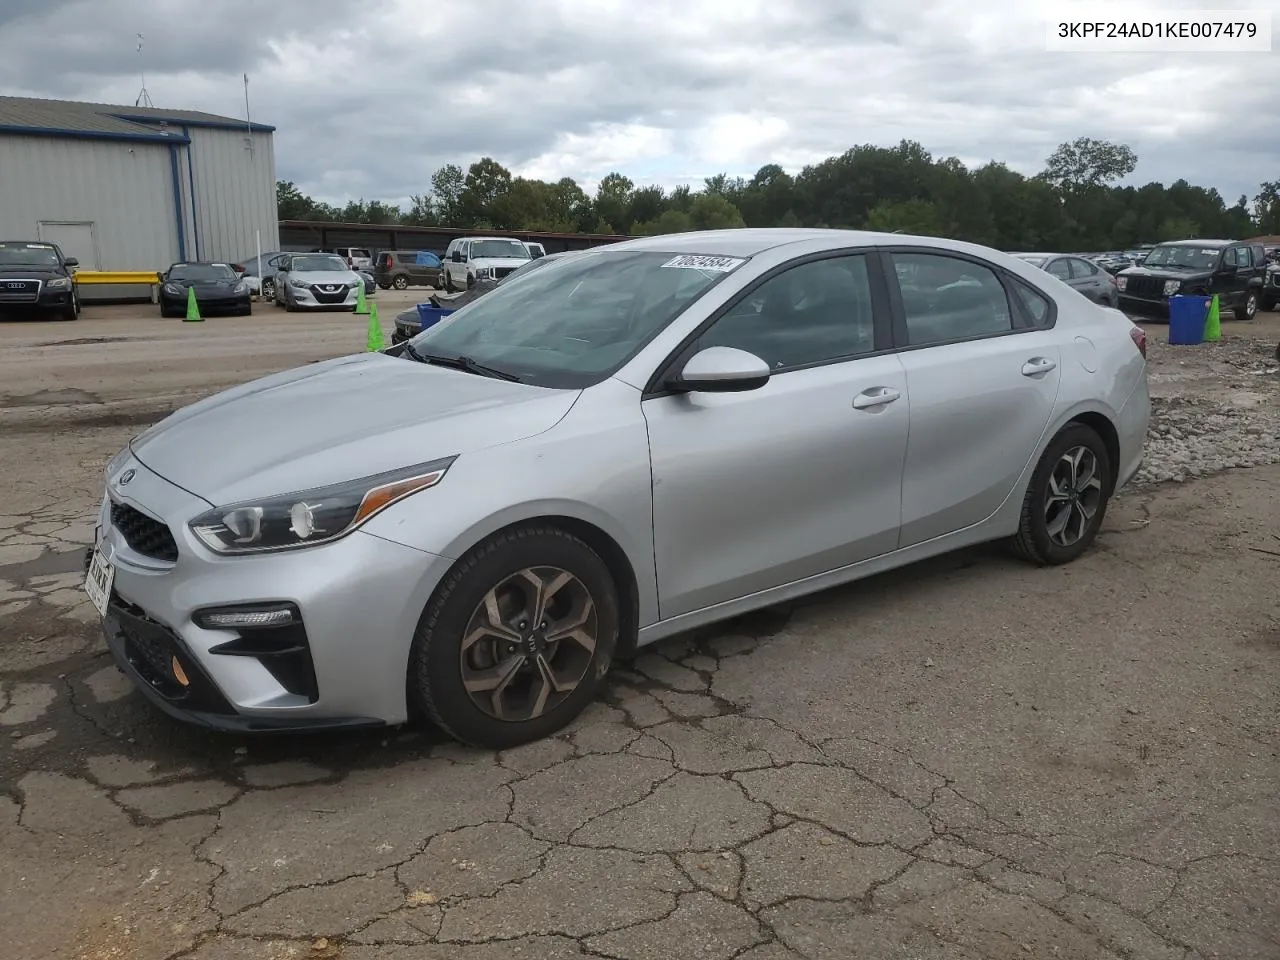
1155,239,1234,248
168,260,232,267
608,227,1018,258
1010,252,1058,259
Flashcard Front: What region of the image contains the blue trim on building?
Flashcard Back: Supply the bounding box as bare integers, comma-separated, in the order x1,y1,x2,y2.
0,124,190,144
168,144,187,261
110,113,275,133
182,127,201,260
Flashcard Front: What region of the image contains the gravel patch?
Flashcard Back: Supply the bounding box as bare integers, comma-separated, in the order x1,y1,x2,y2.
1135,333,1280,486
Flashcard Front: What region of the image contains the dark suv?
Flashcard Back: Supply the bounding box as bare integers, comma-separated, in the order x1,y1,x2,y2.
374,250,443,290
0,240,80,320
1116,239,1265,321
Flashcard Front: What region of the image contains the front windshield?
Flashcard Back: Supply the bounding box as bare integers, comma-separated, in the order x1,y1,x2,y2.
471,239,530,260
170,263,236,281
409,250,742,389
0,242,59,266
292,255,348,272
1143,245,1219,269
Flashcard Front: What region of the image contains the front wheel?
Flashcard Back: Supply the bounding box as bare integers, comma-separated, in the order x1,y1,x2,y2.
409,526,619,749
1011,423,1113,566
1234,290,1258,321
443,271,454,292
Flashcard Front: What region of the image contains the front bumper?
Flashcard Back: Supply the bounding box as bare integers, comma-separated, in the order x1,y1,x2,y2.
1118,294,1170,317
91,456,454,731
0,278,76,313
288,285,359,309
162,293,249,313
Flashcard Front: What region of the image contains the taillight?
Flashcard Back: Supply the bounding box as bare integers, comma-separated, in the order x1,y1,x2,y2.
387,255,394,268
1129,325,1146,359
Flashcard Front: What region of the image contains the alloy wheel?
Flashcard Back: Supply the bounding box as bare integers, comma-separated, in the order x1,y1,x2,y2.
459,566,598,723
1044,446,1102,548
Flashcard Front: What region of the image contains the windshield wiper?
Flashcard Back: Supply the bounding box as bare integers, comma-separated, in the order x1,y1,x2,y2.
406,346,521,382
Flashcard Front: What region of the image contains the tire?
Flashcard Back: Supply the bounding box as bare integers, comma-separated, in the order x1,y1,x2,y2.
283,290,298,313
443,271,454,293
261,278,275,300
59,297,79,321
1011,423,1113,566
409,525,619,749
378,281,392,290
1234,289,1258,321
466,273,475,289
393,275,409,290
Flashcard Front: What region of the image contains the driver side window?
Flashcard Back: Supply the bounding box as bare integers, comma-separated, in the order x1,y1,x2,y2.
698,255,878,371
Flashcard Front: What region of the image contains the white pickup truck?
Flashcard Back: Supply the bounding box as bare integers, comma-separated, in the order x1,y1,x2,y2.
440,236,545,291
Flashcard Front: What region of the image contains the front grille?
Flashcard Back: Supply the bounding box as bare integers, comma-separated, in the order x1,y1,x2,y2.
0,279,41,303
310,283,350,305
110,500,179,562
1124,275,1166,299
492,267,517,280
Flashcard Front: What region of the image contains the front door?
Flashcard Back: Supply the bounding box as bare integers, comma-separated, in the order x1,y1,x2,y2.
38,221,97,270
643,252,909,619
885,250,1062,547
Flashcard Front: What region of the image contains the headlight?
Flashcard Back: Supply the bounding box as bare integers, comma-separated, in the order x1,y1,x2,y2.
234,281,249,293
1116,277,1128,291
1162,280,1181,296
165,283,184,295
188,456,457,555
290,278,309,289
46,277,72,290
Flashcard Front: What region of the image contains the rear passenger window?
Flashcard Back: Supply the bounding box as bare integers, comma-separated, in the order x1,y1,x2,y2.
1011,279,1052,327
891,253,1014,346
700,255,877,370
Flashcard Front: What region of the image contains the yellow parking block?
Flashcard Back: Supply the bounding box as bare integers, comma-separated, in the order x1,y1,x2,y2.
73,271,161,285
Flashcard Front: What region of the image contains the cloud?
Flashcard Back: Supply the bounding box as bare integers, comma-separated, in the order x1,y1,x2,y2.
1,0,1276,208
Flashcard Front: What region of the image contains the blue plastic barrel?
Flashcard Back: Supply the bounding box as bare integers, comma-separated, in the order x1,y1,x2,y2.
1167,295,1209,345
414,304,455,332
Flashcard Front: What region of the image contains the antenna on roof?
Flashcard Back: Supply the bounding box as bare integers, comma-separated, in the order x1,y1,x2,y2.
134,33,154,107
242,73,255,157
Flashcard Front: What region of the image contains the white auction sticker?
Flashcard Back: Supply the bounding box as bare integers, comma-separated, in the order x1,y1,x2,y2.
661,255,746,273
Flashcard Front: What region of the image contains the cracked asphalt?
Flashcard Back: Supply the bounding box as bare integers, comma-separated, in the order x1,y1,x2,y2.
1,306,1278,960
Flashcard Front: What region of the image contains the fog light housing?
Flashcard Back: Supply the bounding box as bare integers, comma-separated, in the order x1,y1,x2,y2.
193,602,299,630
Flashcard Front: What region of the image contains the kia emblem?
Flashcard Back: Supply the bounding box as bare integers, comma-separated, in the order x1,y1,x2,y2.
118,469,135,485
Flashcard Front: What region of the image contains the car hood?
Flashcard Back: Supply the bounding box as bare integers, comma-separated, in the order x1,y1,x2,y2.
166,278,240,291
1118,265,1210,281
129,353,580,505
0,265,70,280
289,270,362,285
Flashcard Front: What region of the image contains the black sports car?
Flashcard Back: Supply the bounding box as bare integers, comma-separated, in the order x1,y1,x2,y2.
159,261,252,317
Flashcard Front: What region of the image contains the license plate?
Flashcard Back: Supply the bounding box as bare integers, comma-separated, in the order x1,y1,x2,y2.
84,545,114,619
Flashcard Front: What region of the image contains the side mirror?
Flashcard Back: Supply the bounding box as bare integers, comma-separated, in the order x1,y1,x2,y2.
666,346,771,393
63,257,79,268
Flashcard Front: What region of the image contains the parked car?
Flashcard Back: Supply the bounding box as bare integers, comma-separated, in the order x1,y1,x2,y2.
1012,253,1119,307
525,242,547,259
159,261,252,317
440,236,532,291
234,251,287,299
86,228,1148,748
271,253,364,311
374,250,443,290
313,247,373,271
356,270,376,297
1116,239,1266,320
1261,259,1280,312
0,239,80,320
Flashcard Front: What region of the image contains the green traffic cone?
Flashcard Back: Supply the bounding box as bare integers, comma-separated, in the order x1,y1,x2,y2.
365,302,385,352
355,281,368,315
184,286,202,322
1203,294,1221,342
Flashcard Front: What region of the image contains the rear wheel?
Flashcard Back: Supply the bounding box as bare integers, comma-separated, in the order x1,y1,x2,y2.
1011,423,1113,566
1234,290,1258,321
260,277,275,300
409,526,619,748
393,274,409,290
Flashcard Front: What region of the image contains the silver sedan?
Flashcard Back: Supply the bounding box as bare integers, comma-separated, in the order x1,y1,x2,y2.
85,229,1150,748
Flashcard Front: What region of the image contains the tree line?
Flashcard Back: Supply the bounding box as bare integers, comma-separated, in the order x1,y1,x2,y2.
277,137,1280,251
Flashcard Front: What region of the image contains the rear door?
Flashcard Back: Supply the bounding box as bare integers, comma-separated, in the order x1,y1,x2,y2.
883,248,1063,548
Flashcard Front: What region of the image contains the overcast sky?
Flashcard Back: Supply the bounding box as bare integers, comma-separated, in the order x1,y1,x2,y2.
2,0,1277,208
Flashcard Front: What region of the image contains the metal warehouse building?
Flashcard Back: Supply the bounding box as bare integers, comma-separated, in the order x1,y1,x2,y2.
0,96,278,295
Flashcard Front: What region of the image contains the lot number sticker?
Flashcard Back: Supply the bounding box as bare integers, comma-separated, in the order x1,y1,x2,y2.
661,255,746,273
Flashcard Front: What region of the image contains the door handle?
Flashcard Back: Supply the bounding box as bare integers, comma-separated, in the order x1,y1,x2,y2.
853,387,901,410
1021,358,1057,376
